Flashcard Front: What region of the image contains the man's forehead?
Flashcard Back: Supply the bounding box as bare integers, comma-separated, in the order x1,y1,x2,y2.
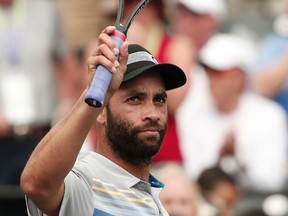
205,65,243,77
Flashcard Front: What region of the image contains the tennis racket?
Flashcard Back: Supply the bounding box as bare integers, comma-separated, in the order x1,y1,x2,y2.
85,0,151,107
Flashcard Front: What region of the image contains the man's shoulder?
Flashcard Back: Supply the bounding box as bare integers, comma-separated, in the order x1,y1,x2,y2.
74,151,135,181
75,151,104,171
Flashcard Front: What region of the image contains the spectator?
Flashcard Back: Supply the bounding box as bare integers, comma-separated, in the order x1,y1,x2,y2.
152,162,200,216
250,0,288,114
177,33,288,192
197,166,240,216
171,0,226,53
0,0,76,214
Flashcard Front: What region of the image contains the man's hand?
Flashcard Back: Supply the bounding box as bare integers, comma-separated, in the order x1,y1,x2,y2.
86,26,129,106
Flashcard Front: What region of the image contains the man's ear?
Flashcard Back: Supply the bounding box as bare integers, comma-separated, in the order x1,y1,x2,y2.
96,107,106,125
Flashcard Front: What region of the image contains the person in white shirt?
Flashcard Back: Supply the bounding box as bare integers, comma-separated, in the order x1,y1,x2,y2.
177,33,288,192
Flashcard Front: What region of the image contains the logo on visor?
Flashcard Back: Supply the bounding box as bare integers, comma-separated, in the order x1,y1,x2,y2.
128,51,159,65
151,55,158,64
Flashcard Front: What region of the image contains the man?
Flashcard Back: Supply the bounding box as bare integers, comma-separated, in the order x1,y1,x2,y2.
172,0,226,52
20,26,186,216
177,33,288,192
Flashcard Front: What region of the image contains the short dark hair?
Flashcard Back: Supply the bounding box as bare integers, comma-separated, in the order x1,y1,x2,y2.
197,166,236,194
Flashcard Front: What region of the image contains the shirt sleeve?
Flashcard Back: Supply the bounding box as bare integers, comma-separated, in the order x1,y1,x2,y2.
26,196,47,216
25,171,94,216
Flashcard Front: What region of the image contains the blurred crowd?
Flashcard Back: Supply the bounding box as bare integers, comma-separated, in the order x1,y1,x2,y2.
1,0,288,215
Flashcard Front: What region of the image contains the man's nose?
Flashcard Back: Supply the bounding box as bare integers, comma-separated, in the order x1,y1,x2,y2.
143,103,161,122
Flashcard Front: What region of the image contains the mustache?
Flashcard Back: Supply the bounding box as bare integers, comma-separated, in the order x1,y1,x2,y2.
134,122,165,132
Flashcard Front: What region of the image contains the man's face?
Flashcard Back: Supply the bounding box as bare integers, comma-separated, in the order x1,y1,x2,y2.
206,67,245,113
207,181,240,216
175,5,220,50
159,177,198,216
105,71,168,165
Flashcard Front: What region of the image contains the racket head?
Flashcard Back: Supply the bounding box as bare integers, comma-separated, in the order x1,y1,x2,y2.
115,0,152,34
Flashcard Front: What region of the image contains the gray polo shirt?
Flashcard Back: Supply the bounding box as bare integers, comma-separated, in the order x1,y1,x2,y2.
26,151,169,216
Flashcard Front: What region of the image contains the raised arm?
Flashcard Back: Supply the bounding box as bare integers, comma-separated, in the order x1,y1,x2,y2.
20,26,128,215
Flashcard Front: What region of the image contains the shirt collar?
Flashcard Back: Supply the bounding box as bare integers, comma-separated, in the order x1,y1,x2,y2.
78,152,164,190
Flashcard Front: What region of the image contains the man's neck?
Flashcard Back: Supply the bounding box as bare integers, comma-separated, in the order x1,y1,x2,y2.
96,146,151,180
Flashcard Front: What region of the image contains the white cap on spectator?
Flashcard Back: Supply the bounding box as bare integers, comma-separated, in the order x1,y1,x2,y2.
177,0,227,21
199,33,256,73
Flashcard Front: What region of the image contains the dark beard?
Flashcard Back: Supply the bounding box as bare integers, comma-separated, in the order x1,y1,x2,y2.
105,105,166,166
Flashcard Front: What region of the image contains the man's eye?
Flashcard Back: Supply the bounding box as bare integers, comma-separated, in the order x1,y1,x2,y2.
129,97,140,102
155,97,166,103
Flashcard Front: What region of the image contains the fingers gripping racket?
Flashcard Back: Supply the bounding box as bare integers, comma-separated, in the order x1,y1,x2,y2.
85,0,151,107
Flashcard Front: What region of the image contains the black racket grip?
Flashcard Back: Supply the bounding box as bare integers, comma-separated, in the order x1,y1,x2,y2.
84,31,126,107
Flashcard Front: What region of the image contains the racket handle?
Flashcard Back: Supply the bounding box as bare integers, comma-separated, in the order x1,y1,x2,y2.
84,31,126,107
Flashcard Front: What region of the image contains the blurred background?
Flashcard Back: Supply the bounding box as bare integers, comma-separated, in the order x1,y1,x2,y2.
57,0,284,49
1,0,288,215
